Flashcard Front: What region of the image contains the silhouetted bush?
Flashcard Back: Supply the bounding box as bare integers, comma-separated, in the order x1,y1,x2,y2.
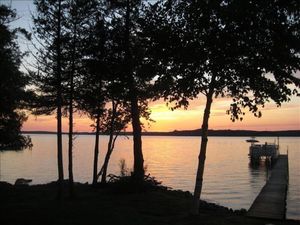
106,173,168,193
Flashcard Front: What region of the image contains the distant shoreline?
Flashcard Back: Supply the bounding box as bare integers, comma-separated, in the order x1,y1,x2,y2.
22,129,300,137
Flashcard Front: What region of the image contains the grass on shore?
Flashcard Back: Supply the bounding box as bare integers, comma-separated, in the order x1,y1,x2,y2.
0,181,299,225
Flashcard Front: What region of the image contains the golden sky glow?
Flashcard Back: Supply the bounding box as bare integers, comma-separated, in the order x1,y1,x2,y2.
23,96,300,132
5,1,299,132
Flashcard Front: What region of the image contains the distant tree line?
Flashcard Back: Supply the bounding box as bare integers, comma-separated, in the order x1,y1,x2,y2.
1,0,299,214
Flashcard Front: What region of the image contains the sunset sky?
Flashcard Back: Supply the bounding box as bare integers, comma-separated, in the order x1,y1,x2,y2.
23,96,300,132
4,0,300,132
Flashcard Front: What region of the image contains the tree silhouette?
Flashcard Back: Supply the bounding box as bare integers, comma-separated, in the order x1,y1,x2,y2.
32,0,67,199
97,100,131,183
99,0,157,182
147,0,300,214
76,8,108,186
0,5,32,150
80,61,106,186
64,0,100,196
80,2,153,184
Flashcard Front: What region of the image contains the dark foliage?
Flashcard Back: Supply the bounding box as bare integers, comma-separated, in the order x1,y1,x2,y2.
32,0,67,198
143,0,300,214
0,5,32,150
106,173,168,193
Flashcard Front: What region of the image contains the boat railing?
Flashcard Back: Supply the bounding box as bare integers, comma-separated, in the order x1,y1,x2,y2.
249,143,279,158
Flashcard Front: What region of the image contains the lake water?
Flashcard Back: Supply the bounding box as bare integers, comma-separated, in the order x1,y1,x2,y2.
0,135,299,220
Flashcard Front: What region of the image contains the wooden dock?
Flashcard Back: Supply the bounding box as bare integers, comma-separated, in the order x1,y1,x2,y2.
247,155,289,220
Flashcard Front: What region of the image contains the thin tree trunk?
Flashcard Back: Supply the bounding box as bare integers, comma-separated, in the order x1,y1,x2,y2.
68,61,74,197
98,132,119,181
68,17,77,197
101,101,117,183
57,97,64,199
191,90,214,214
101,132,114,183
92,113,100,186
56,0,64,200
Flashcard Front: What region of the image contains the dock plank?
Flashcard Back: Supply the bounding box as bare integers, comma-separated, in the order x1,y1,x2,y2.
247,155,289,220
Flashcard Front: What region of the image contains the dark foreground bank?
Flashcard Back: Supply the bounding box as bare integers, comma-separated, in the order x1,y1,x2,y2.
0,181,299,225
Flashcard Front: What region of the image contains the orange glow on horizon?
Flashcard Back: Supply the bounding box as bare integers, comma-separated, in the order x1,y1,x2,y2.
23,96,300,132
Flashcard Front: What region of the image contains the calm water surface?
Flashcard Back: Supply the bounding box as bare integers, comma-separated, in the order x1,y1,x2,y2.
0,135,299,219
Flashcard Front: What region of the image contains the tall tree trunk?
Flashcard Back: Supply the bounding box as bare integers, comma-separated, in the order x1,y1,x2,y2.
68,17,76,197
191,90,214,214
56,0,64,199
57,95,64,199
68,63,74,196
124,0,144,181
92,113,101,186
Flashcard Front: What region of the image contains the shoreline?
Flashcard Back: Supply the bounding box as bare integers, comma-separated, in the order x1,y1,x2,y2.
21,129,300,137
0,181,299,225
